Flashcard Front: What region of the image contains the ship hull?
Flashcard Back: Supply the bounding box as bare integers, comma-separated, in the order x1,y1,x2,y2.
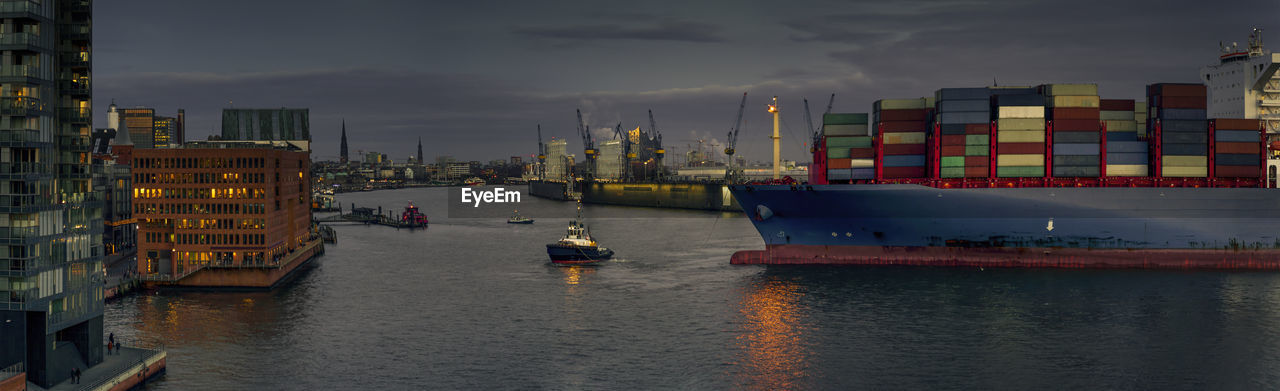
547,244,613,264
729,184,1280,269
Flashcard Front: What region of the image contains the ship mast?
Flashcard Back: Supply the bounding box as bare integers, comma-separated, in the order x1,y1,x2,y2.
769,96,780,180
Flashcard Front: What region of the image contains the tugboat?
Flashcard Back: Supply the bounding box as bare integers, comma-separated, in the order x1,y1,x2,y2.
400,201,429,228
546,202,613,264
508,209,534,224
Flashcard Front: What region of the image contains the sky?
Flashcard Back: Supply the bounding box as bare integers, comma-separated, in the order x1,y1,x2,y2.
92,0,1278,164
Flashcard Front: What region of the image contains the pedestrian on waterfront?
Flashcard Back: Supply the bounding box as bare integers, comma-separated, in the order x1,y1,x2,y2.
109,332,115,346
73,368,79,383
107,340,113,355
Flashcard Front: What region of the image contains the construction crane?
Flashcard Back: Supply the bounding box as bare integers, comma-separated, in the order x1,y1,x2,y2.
649,109,664,179
812,94,834,152
577,109,597,180
724,92,747,182
536,124,546,180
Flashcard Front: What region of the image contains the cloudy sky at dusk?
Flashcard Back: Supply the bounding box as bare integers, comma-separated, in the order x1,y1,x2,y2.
92,0,1276,163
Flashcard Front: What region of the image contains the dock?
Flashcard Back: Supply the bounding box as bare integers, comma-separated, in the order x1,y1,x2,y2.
11,344,166,391
313,204,428,230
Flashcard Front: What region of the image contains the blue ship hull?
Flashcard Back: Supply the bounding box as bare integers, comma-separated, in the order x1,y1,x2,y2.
728,184,1280,269
547,243,614,264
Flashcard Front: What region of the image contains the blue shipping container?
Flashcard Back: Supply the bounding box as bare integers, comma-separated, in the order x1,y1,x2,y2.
1053,143,1100,155
882,154,927,167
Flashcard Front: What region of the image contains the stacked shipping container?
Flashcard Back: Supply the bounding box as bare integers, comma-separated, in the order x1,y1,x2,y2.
875,99,932,178
823,113,874,181
1212,118,1263,178
992,92,1046,178
934,88,992,178
1100,99,1148,176
1045,84,1101,177
1148,83,1209,177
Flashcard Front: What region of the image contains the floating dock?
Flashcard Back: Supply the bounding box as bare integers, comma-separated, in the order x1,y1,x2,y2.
527,180,740,211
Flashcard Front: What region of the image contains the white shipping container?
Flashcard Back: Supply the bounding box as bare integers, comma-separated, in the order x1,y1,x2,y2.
997,106,1045,118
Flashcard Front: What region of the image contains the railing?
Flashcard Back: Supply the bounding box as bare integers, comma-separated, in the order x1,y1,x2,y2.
0,65,42,79
58,107,90,123
82,342,165,391
64,0,89,12
58,24,89,39
0,1,40,14
59,51,89,67
47,299,103,328
59,80,89,95
0,361,23,382
0,226,41,240
0,32,39,46
0,128,45,143
0,287,39,310
0,162,46,175
0,96,43,116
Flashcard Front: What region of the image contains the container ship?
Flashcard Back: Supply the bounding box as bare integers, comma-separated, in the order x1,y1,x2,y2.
731,30,1280,269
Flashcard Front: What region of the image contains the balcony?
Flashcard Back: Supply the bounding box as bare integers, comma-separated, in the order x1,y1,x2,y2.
0,1,44,19
0,128,48,144
63,0,90,13
58,24,89,41
0,287,39,310
0,65,45,83
0,96,43,116
58,107,90,123
59,80,90,96
59,51,89,68
0,32,42,51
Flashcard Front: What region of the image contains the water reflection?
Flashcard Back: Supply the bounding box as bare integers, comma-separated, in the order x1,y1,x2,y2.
558,265,596,286
734,274,810,390
125,291,287,348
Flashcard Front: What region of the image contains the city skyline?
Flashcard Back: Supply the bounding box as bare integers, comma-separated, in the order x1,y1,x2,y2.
91,0,1277,162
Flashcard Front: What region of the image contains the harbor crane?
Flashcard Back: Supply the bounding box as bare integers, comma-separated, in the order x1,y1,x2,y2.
649,109,665,179
577,109,597,180
725,92,747,182
613,122,634,181
810,94,834,153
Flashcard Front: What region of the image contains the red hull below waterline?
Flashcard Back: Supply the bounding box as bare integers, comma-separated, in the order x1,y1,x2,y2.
731,245,1280,270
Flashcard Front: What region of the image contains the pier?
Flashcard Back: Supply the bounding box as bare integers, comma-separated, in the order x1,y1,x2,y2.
313,203,428,230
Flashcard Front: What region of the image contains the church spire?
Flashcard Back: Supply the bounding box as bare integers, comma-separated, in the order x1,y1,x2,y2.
339,119,349,164
417,137,423,165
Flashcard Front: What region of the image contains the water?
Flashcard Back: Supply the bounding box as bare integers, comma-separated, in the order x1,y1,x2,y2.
106,187,1280,389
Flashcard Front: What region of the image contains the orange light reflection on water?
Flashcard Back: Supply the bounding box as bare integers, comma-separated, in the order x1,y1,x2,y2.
734,278,809,390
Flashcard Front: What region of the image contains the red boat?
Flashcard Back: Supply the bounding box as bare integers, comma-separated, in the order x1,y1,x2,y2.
401,201,429,228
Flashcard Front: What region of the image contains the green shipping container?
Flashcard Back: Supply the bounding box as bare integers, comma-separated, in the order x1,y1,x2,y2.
825,136,872,148
965,135,990,145
965,145,990,156
997,130,1046,143
941,156,966,167
1103,120,1136,132
874,98,931,110
1044,83,1099,96
1046,95,1100,108
940,167,966,177
824,113,869,125
997,166,1046,177
826,147,851,159
1100,111,1134,121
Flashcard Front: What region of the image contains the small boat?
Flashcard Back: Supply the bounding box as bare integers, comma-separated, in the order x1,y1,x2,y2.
546,202,613,264
463,177,486,186
508,210,534,224
401,201,429,227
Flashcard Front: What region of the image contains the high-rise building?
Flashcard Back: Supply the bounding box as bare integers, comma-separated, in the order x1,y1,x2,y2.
132,141,319,287
153,116,174,147
121,107,155,148
545,139,569,180
417,137,423,165
175,108,185,144
339,119,348,164
221,108,310,150
0,1,106,387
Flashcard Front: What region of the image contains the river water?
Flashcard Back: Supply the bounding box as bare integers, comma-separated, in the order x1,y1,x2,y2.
105,187,1280,389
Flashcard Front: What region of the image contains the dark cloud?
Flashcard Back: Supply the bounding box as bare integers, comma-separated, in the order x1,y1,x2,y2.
513,20,727,43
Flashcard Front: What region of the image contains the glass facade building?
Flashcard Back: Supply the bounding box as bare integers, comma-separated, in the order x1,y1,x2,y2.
0,0,106,387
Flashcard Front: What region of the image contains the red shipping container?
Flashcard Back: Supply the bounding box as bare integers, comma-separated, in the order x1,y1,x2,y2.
880,121,930,133
965,123,990,134
1051,108,1100,120
997,142,1046,154
1156,96,1206,109
941,135,966,146
882,166,927,178
964,156,988,166
1214,118,1262,131
828,158,852,169
1053,119,1101,131
1148,83,1206,97
1215,165,1261,178
1216,142,1261,154
1099,99,1135,111
940,146,966,156
964,167,989,177
884,143,928,155
877,109,929,121
850,148,875,158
